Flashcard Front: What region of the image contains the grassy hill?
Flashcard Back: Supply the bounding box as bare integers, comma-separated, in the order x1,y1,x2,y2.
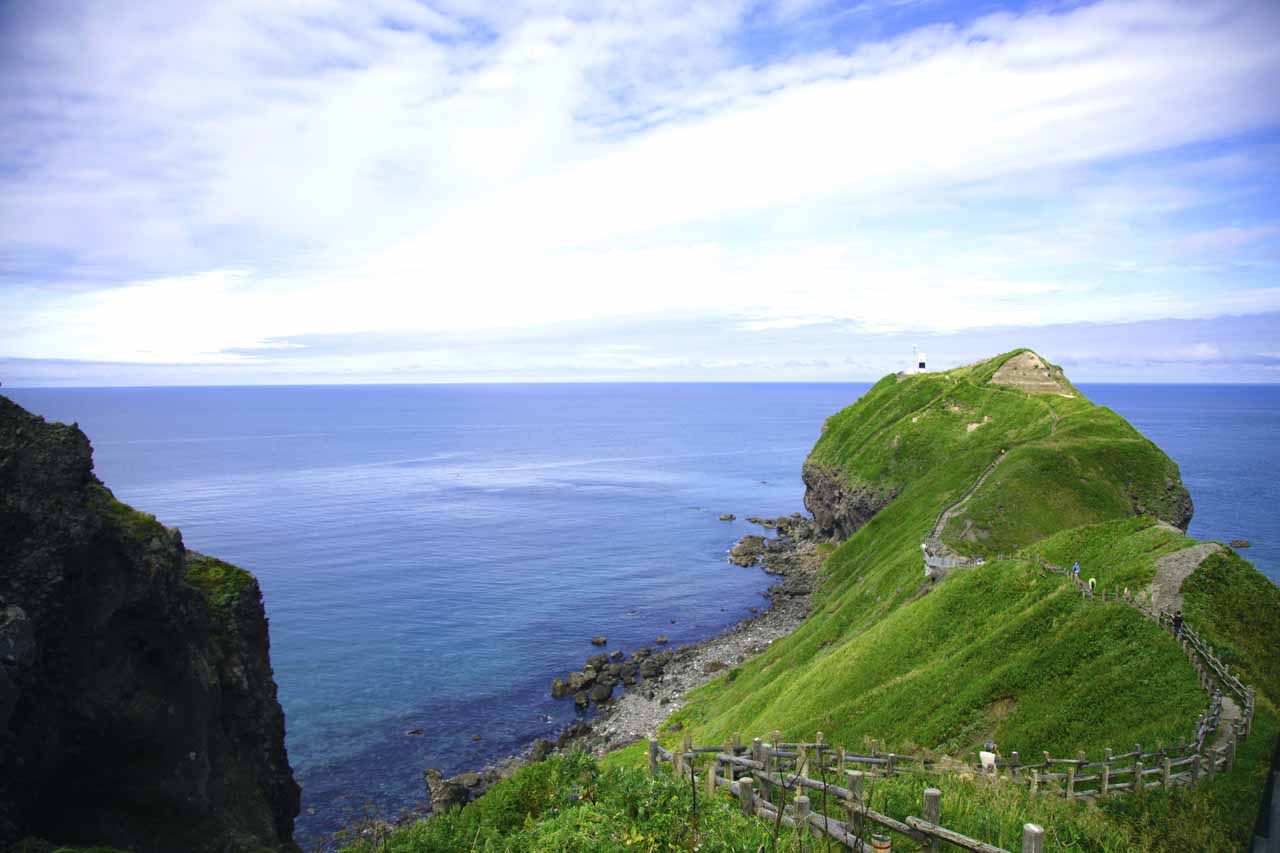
345,351,1279,852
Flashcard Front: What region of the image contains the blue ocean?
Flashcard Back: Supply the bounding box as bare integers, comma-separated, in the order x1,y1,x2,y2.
7,382,1277,844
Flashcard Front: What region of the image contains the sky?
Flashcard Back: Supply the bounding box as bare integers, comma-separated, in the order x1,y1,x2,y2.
1,0,1278,386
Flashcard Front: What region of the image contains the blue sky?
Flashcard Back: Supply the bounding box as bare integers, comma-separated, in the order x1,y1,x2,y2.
1,0,1278,385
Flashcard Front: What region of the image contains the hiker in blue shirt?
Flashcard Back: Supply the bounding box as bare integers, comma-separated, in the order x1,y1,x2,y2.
1072,562,1081,581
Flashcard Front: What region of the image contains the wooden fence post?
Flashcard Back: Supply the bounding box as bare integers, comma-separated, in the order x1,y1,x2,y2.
706,755,718,797
846,769,865,839
648,739,659,778
737,777,754,817
723,738,735,779
1162,757,1171,789
1132,744,1141,788
1067,764,1076,800
1010,750,1020,782
794,794,811,836
923,788,941,853
759,743,773,802
1101,749,1111,798
886,753,896,777
1135,760,1145,793
1022,823,1044,853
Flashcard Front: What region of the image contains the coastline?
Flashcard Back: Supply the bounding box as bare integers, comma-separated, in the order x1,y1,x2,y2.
576,516,822,754
418,515,824,815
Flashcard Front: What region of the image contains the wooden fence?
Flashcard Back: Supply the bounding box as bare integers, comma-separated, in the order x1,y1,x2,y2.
648,732,1047,852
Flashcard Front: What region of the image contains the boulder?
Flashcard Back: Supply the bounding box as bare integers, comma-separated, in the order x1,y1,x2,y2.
703,661,729,675
586,653,609,670
550,678,567,698
654,635,668,645
1231,539,1251,548
591,636,608,646
424,768,470,812
529,739,554,762
608,650,624,661
729,535,767,566
566,671,586,691
719,513,736,521
589,683,614,704
574,691,589,709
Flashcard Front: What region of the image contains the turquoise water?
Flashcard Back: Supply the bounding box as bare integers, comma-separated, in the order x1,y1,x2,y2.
7,382,1276,843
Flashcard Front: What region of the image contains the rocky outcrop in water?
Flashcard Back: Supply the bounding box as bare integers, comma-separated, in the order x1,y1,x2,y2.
0,395,299,852
801,460,896,541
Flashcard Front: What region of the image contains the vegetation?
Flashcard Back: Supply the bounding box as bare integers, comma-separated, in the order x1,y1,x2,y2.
186,553,258,621
90,483,166,543
336,752,808,852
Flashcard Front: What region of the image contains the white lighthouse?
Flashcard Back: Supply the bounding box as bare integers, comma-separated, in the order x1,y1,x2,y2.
912,346,928,375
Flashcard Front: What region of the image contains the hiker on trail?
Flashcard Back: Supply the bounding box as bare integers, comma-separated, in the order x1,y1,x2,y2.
1088,577,1096,592
1173,610,1184,638
1073,562,1081,582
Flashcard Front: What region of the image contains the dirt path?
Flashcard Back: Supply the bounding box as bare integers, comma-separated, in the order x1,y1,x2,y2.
1146,542,1223,613
929,452,1007,540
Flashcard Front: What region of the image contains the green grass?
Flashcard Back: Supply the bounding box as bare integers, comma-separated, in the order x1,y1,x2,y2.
665,559,1204,760
185,552,258,622
90,483,166,544
335,752,808,852
1181,549,1280,707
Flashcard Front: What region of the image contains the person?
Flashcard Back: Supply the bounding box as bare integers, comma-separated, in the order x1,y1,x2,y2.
1173,609,1184,638
1088,577,1096,593
1072,562,1081,581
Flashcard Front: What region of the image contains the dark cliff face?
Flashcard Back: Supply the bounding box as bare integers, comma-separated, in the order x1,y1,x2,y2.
801,460,896,542
0,395,299,852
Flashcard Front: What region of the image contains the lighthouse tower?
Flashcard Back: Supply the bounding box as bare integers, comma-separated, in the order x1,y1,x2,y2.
912,346,928,375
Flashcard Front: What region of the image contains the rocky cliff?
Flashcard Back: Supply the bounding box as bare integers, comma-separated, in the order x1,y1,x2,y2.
0,395,299,852
800,460,897,541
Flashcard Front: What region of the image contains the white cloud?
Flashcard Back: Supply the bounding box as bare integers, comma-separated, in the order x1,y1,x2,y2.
1,0,1279,379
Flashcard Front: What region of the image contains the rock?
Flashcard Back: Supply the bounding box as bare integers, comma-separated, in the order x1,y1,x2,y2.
529,739,554,762
639,659,662,678
0,396,299,852
424,768,470,812
729,535,767,566
668,721,683,732
550,678,567,698
1231,539,1251,548
605,663,623,677
621,661,639,677
802,459,898,541
632,648,652,660
598,674,619,688
586,653,609,670
574,691,589,709
589,683,615,704
622,674,638,687
566,671,586,691
703,661,729,674
719,513,736,521
609,650,624,661
655,635,668,645
471,735,481,742
591,636,608,646
406,728,424,737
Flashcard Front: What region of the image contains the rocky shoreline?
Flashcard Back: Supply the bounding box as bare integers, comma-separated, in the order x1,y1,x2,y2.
421,512,825,812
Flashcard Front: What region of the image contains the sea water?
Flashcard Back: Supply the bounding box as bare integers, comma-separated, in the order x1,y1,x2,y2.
7,382,1277,843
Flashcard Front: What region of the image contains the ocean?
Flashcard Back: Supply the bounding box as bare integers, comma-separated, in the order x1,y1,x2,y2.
6,382,1277,844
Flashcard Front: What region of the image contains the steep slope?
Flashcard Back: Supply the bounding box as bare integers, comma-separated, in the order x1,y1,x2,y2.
0,395,299,852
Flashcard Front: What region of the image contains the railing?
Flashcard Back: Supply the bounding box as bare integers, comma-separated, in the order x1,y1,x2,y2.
648,733,1047,852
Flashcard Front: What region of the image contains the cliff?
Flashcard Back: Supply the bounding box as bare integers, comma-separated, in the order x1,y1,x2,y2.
0,395,299,852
